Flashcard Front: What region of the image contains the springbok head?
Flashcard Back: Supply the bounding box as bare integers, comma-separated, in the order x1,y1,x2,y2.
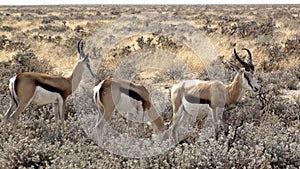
233,48,259,91
77,39,96,78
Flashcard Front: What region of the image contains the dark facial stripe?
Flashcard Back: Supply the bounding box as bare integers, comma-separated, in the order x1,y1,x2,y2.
184,93,211,106
120,86,143,102
35,80,64,97
244,73,253,89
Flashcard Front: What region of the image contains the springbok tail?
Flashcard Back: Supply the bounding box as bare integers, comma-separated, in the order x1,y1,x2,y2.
9,76,18,106
4,76,18,120
93,80,105,116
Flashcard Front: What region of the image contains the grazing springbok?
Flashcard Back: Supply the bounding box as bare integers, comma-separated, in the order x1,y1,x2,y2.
93,78,166,137
3,40,95,138
169,48,259,143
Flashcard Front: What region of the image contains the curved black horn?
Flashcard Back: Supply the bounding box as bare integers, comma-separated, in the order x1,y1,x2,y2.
242,48,252,65
234,48,255,71
234,48,247,66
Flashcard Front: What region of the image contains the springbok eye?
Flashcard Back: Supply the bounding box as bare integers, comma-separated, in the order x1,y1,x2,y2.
245,67,251,71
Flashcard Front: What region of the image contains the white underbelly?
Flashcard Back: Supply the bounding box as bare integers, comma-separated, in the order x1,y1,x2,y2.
116,93,144,122
32,86,62,105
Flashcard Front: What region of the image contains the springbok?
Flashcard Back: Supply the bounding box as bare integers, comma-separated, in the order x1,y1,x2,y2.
93,78,166,137
3,39,95,138
169,48,259,143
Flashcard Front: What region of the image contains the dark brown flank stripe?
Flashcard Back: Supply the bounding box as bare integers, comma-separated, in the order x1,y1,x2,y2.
97,79,151,111
120,86,144,102
35,80,64,97
184,93,211,106
97,81,144,102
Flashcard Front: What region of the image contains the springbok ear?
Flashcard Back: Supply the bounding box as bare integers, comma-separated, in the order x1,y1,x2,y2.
226,61,240,73
77,39,85,59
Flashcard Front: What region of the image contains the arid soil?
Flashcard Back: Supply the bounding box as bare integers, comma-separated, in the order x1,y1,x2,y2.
0,5,299,168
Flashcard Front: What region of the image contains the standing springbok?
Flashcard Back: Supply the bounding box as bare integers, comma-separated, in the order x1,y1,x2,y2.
93,78,166,137
3,39,95,138
169,48,259,143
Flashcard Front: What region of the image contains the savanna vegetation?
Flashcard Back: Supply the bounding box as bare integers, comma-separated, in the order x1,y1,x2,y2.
0,5,299,168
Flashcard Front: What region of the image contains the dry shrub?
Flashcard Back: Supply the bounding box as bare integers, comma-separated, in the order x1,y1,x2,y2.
11,50,53,73
217,18,275,39
0,35,28,51
284,38,300,58
236,18,275,39
0,50,53,96
39,25,68,32
257,65,300,125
